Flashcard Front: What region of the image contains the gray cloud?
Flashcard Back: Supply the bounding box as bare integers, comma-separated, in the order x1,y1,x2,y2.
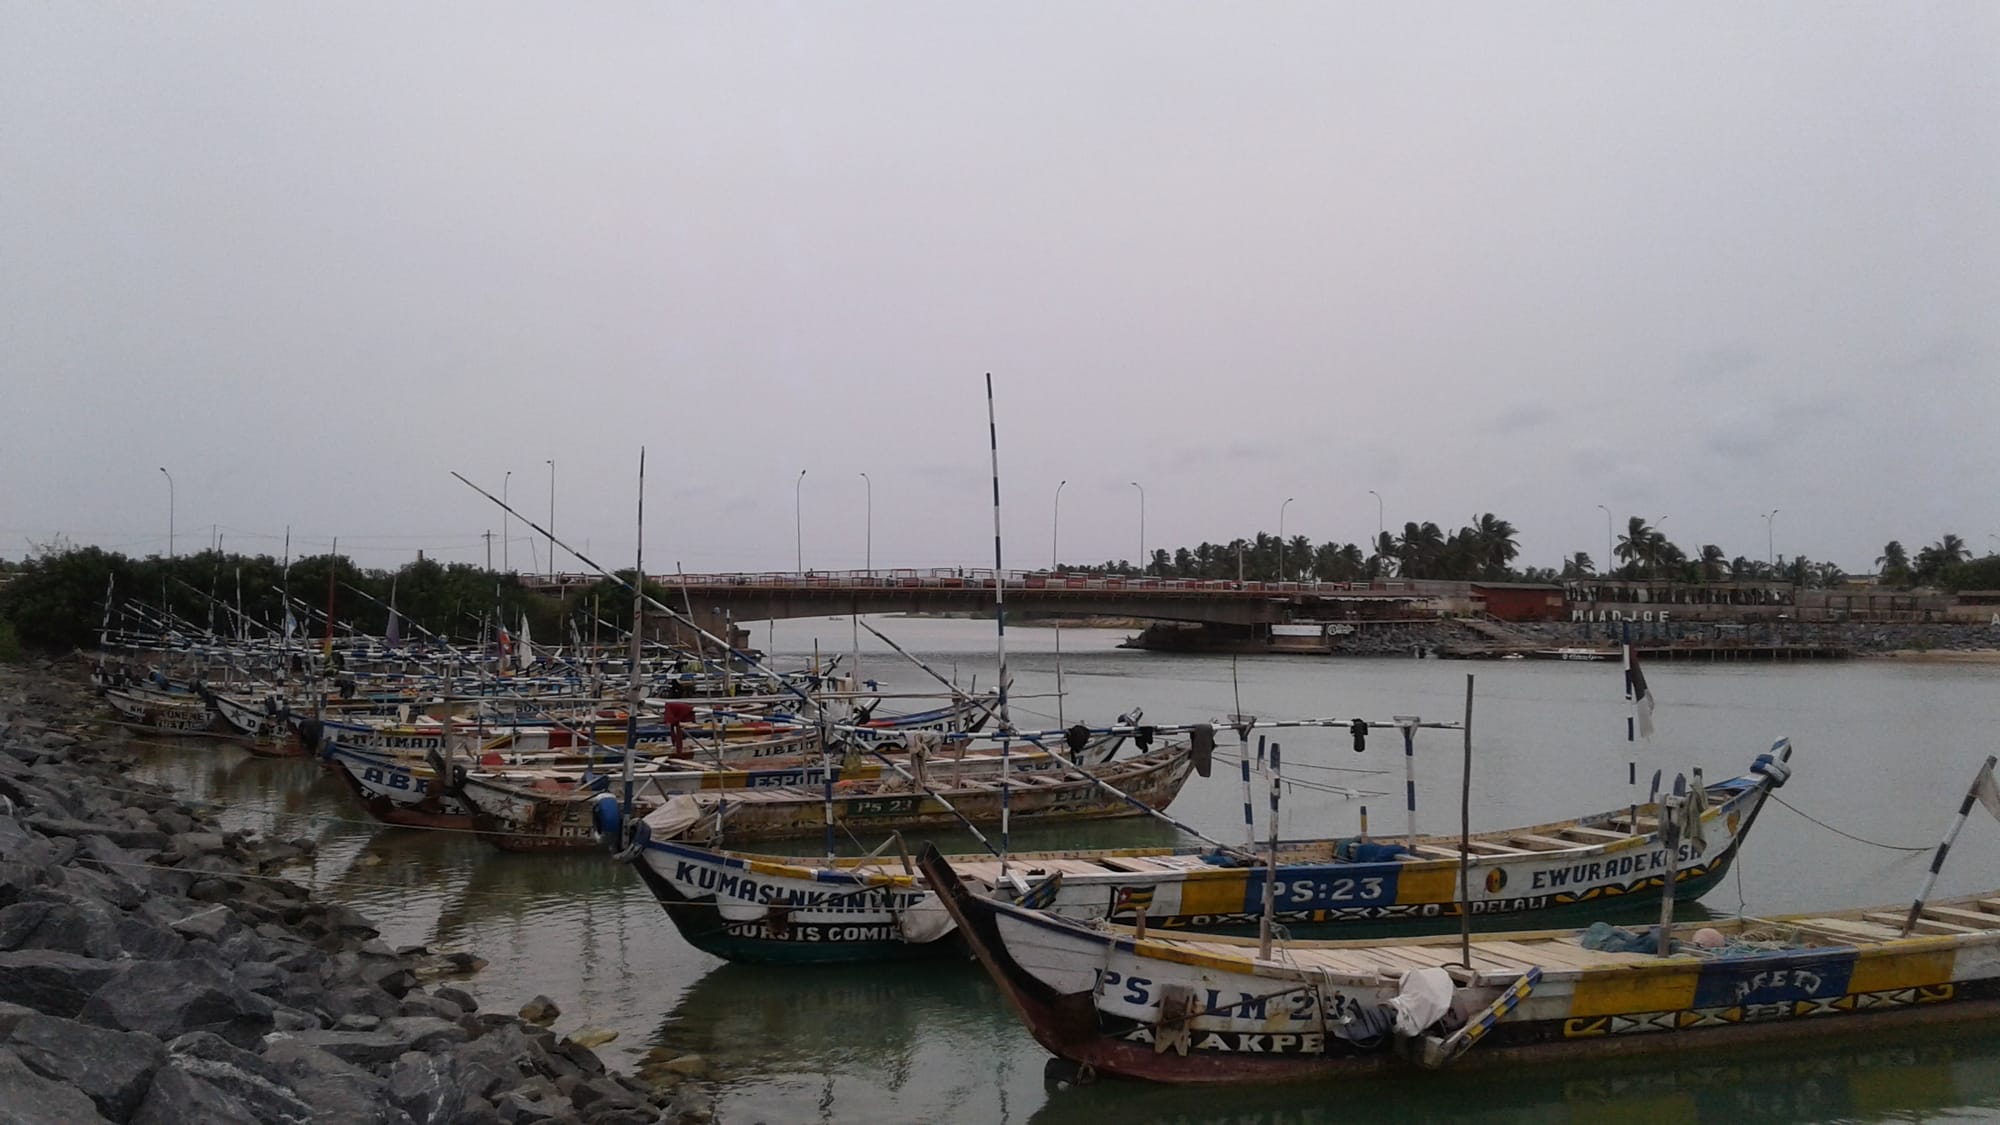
2,4,1995,575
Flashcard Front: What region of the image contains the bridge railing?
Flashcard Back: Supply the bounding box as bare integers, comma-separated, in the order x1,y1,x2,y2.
531,570,1368,596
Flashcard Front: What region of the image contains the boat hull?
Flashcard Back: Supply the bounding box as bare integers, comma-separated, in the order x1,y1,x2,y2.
620,748,1789,964
922,847,2000,1084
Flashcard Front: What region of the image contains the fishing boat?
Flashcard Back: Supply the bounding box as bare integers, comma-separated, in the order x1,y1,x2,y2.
102,686,224,737
617,744,1791,964
1528,648,1620,662
920,844,2000,1084
579,739,1199,852
446,720,1152,844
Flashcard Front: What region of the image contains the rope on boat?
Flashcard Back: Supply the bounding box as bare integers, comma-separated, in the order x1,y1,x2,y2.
1768,793,1930,853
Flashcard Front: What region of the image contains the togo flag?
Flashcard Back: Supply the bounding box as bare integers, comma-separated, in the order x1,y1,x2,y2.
1622,621,1656,739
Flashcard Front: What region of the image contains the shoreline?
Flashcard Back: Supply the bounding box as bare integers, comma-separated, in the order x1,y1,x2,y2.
1862,649,2000,664
0,660,708,1125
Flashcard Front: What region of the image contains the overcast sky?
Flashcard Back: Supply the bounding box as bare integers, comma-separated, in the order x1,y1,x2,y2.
4,4,1995,576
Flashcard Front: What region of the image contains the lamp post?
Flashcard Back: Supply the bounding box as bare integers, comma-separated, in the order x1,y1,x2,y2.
502,471,511,572
1367,489,1384,542
795,470,807,574
1051,479,1066,571
543,460,556,580
1130,481,1146,577
1278,497,1295,581
1764,509,1780,570
1595,504,1612,575
158,467,175,559
858,472,871,576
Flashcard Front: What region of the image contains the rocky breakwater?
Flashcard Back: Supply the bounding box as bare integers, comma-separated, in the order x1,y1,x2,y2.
0,663,702,1125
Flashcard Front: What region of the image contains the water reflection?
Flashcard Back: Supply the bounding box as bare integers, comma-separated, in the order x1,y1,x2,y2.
1025,1029,2000,1125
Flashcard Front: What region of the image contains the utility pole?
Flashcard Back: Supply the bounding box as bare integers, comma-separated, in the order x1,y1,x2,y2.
483,530,494,572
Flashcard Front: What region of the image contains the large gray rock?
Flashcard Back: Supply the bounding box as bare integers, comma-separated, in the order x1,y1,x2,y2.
78,957,273,1046
25,815,168,851
0,896,123,959
0,900,54,949
322,984,402,1022
115,909,190,960
260,1038,413,1125
169,903,236,942
268,1028,411,1068
153,1031,316,1124
7,1011,165,1120
129,1060,272,1125
386,1050,467,1125
450,1023,547,1102
0,1049,114,1124
0,948,128,1017
0,1000,36,1037
380,1015,469,1054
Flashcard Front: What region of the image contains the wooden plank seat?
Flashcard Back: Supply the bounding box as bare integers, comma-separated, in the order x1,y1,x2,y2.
1863,911,1980,935
1506,833,1583,851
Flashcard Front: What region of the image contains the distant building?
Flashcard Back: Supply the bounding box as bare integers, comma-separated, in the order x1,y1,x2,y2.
1470,582,1566,622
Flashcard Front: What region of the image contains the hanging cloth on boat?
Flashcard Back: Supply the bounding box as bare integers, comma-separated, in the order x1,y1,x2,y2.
1677,776,1710,856
1189,723,1215,778
662,701,696,751
1387,968,1456,1037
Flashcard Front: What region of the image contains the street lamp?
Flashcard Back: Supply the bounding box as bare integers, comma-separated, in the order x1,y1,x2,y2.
1367,489,1384,542
858,472,871,576
1764,509,1780,570
1051,480,1067,571
158,467,175,559
502,471,511,572
543,460,556,579
1595,504,1612,574
1130,481,1146,577
795,470,808,573
1278,497,1295,581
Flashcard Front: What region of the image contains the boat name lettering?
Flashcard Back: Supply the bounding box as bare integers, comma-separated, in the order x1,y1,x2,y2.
1531,845,1694,891
1118,1027,1325,1055
720,922,898,943
672,861,919,914
358,766,428,795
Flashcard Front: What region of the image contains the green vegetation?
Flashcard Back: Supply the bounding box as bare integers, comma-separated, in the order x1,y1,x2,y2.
0,545,617,654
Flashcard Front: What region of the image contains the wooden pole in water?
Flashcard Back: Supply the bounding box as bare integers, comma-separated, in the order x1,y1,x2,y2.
1258,743,1282,961
1459,675,1474,967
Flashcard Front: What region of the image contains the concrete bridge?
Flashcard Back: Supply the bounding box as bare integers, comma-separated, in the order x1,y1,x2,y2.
521,569,1429,645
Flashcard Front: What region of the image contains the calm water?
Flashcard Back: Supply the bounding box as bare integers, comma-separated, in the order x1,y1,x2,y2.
121,618,2000,1124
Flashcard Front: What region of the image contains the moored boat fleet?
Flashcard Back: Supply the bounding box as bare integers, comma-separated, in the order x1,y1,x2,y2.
87,601,2000,1089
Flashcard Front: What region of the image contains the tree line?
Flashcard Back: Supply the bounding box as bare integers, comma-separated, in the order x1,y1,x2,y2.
0,544,660,655
1054,513,2000,592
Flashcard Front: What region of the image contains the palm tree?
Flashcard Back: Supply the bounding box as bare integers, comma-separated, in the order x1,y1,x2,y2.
1560,551,1595,580
1876,540,1910,587
1615,517,1654,577
1369,531,1397,578
1914,535,1969,587
1396,521,1447,578
1286,535,1313,581
1699,544,1727,582
1469,513,1519,578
